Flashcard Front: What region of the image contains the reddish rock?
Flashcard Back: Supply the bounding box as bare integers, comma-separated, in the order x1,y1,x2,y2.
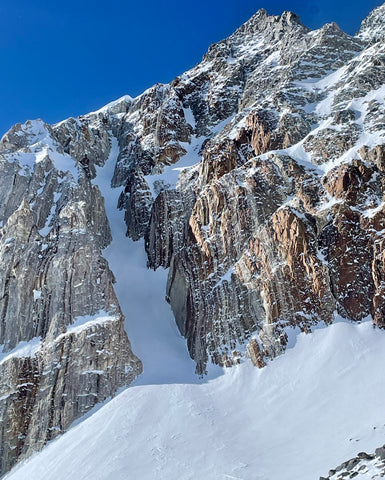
246,338,267,368
320,205,375,320
359,144,385,171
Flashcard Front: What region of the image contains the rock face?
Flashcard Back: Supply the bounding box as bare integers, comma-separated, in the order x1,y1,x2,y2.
139,4,385,374
2,2,385,475
320,444,385,479
0,119,142,475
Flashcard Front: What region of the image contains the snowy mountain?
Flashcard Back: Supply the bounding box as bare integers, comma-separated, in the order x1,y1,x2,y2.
1,3,385,479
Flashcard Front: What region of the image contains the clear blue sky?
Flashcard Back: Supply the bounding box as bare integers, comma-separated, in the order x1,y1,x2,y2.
0,0,382,136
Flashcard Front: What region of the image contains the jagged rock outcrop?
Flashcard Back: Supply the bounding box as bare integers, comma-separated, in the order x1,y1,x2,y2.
33,3,382,377
320,444,385,479
130,5,385,373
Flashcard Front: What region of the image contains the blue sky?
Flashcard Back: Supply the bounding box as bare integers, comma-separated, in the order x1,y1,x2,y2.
0,0,382,136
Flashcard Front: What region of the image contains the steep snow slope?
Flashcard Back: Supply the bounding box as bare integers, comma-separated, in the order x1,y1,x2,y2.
4,320,385,480
92,137,212,385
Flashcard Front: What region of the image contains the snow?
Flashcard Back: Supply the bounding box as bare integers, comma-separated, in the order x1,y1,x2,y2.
0,313,114,367
210,113,236,135
3,237,15,245
262,50,280,67
329,455,385,479
33,290,42,301
4,12,385,480
183,107,196,128
11,120,79,181
273,56,385,182
0,337,42,366
214,265,235,288
361,201,385,218
5,43,385,475
4,136,385,480
144,135,204,197
318,193,343,211
64,312,116,336
5,320,385,480
89,95,134,115
295,63,348,93
93,137,205,385
271,141,323,175
39,192,61,237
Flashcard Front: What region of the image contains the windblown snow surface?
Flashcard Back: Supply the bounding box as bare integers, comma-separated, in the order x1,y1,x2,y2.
5,139,385,480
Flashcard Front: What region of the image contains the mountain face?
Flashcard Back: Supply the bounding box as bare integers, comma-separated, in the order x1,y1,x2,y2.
1,3,385,477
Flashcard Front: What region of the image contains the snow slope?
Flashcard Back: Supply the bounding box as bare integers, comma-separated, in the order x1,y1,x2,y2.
4,320,385,480
92,138,215,385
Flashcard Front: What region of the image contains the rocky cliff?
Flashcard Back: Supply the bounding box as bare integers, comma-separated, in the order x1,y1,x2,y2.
2,2,385,476
0,119,142,474
131,4,385,374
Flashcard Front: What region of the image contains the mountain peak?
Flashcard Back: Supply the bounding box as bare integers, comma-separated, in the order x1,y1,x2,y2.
235,7,306,37
357,2,385,44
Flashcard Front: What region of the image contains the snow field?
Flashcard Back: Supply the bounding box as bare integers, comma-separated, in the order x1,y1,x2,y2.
4,320,385,480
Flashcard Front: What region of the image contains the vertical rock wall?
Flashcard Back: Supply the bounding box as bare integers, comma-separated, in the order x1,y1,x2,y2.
0,118,142,474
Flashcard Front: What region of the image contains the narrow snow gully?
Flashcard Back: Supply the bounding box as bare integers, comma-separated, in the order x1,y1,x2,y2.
93,136,220,385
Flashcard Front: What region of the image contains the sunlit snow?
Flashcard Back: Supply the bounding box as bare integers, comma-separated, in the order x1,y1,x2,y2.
5,320,385,480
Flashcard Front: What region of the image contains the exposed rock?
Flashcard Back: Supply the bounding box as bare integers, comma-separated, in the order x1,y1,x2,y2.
146,189,196,270
246,338,266,368
119,168,154,240
375,447,385,460
52,116,111,171
303,127,359,165
359,144,385,172
321,444,385,479
322,160,381,206
358,3,385,45
320,205,375,320
137,4,385,374
240,109,283,155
